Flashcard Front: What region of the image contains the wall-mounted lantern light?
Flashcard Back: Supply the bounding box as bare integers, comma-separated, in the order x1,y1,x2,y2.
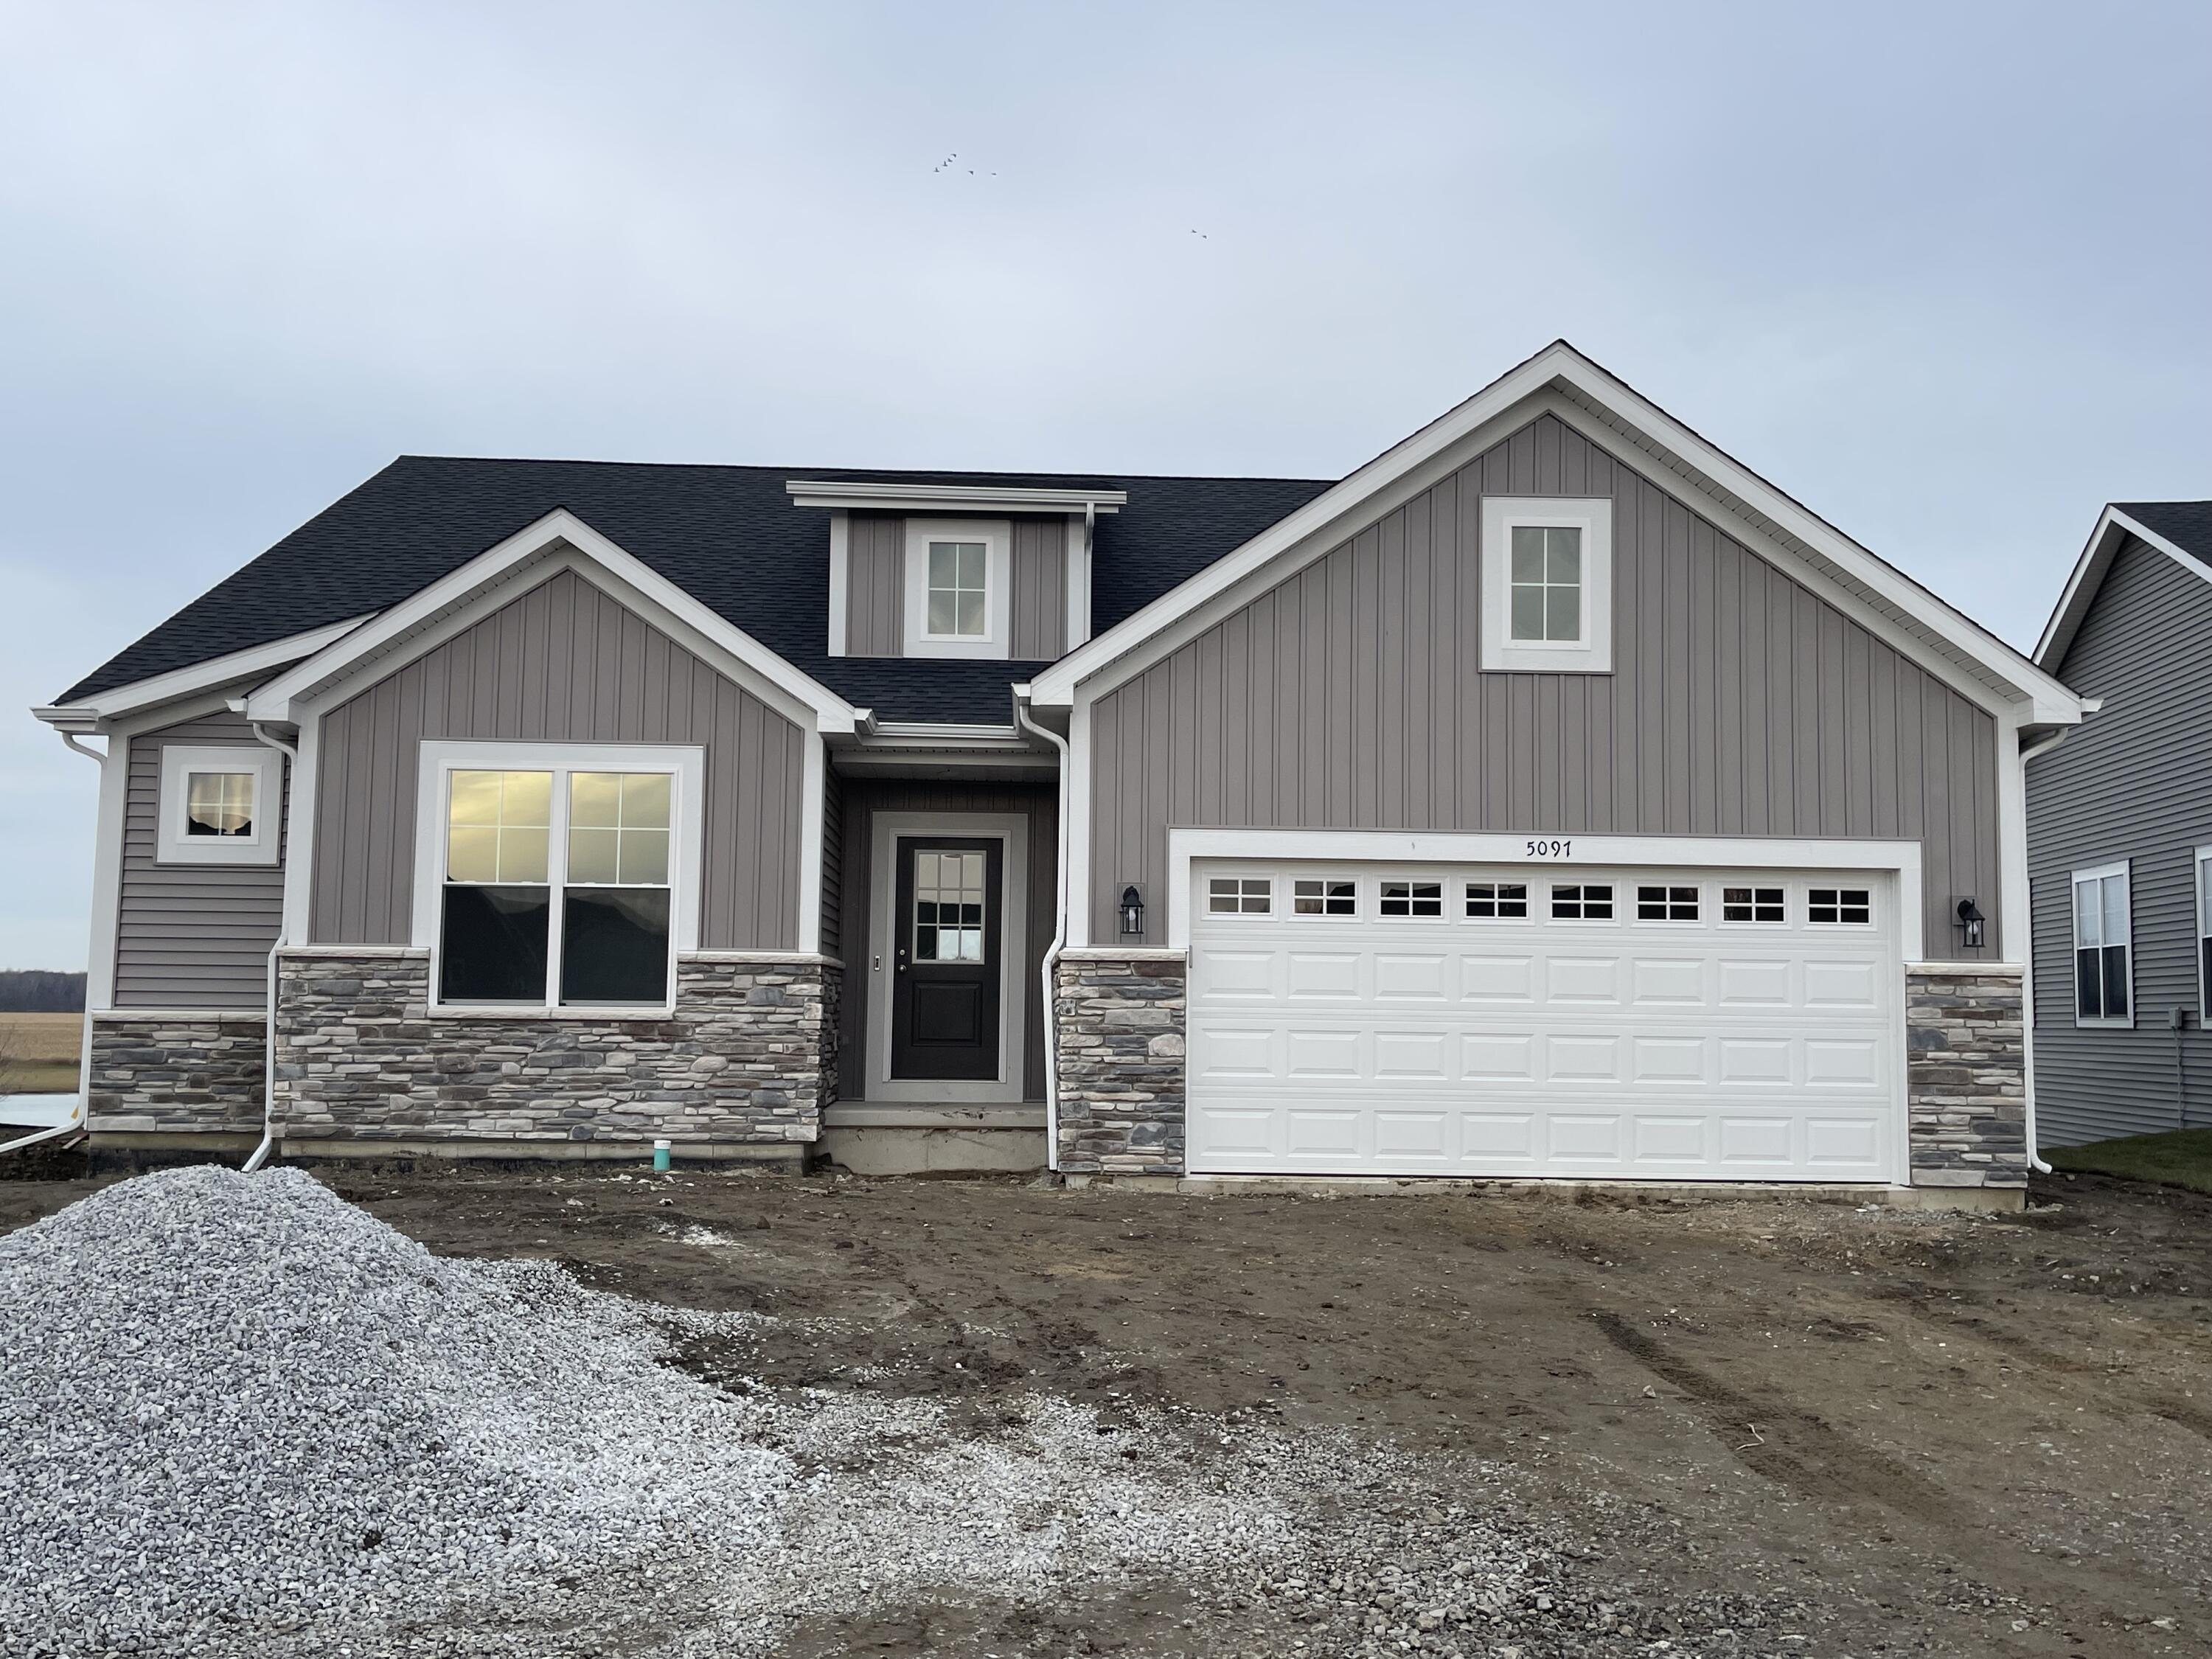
1955,897,1986,950
1119,885,1145,937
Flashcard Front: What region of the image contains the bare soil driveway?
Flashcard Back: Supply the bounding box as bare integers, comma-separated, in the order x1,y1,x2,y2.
7,1164,2211,1656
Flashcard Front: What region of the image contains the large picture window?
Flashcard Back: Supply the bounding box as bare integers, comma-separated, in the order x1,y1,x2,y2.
417,743,702,1011
2071,862,2132,1028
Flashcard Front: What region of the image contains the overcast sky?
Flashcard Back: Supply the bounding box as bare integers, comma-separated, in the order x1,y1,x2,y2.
1,0,2206,971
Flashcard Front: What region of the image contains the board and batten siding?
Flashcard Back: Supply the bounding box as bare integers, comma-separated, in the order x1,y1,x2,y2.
842,515,1068,661
2028,535,2212,1146
310,568,807,950
1088,412,2003,958
114,711,287,1009
832,776,1057,1102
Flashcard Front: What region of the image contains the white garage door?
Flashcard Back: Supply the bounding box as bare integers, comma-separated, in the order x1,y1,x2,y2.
1186,860,1904,1182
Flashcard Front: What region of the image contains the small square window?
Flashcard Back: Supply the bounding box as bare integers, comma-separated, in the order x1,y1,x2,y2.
1635,884,1700,922
157,743,282,866
926,540,989,638
1465,881,1529,919
1722,886,1786,923
1208,877,1272,916
1808,887,1871,925
1551,883,1614,920
1293,878,1357,917
1380,880,1444,917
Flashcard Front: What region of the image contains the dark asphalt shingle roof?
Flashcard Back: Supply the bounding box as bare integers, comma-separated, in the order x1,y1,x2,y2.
59,459,1335,723
2115,501,2212,572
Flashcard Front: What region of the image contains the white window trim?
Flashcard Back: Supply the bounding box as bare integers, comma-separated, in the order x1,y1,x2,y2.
1293,875,1361,919
1479,495,1614,674
156,744,283,866
902,518,1012,660
1632,883,1705,925
1375,878,1448,922
2198,845,2212,1023
2070,859,2134,1030
1205,875,1276,918
1716,883,1790,927
409,740,706,1015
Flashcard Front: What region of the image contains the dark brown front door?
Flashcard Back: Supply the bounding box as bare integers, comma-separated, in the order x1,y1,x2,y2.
890,837,1002,1081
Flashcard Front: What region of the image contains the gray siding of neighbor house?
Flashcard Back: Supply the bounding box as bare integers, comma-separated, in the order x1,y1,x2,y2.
843,515,1068,661
1089,411,2005,958
2028,535,2212,1147
114,711,288,1009
1011,518,1067,660
832,776,1057,1102
309,568,807,950
845,515,904,657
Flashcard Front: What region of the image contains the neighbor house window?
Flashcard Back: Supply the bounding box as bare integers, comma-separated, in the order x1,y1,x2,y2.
2072,862,2132,1028
1380,880,1444,917
1807,887,1872,925
1481,497,1614,673
1551,883,1614,920
1636,884,1700,922
1208,877,1272,915
902,518,1010,658
1293,878,1357,917
1722,886,1785,923
414,742,702,1011
1465,881,1528,919
155,742,284,866
2199,847,2212,1021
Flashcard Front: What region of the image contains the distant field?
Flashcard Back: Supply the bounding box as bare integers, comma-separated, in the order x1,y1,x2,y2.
0,1012,83,1093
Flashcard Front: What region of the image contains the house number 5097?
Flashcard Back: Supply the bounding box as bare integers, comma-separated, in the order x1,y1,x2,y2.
1524,838,1572,858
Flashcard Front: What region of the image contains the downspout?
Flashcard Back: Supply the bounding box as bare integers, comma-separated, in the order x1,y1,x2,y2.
0,732,105,1156
2018,728,2070,1175
1015,695,1071,1174
240,717,300,1175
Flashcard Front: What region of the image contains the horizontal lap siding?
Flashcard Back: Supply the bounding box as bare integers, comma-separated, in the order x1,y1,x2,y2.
834,777,1057,1102
310,568,806,950
115,712,287,1009
2028,538,2212,1145
1090,412,2003,959
846,515,903,657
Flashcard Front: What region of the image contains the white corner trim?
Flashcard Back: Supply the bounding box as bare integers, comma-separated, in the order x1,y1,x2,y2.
35,615,374,728
827,509,849,658
281,715,321,942
865,810,1031,1104
1064,515,1093,648
154,743,284,866
83,731,130,1012
788,479,1126,514
408,740,707,1011
797,733,826,953
1029,342,2081,723
901,518,1012,660
1162,829,1929,959
2035,504,2212,669
245,509,859,733
1478,495,1613,674
1064,699,1093,947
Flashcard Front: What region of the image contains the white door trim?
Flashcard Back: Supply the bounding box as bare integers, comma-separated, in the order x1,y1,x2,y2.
867,810,1030,1103
1165,830,1927,959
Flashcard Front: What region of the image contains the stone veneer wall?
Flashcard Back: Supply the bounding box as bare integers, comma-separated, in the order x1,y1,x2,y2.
273,950,838,1147
1906,965,2028,1188
1054,951,1186,1175
85,1013,268,1133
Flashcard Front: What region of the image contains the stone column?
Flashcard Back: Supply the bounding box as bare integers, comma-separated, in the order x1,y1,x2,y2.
1053,949,1186,1175
1906,964,2028,1188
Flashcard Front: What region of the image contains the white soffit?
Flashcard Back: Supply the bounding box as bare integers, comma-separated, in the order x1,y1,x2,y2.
31,614,375,729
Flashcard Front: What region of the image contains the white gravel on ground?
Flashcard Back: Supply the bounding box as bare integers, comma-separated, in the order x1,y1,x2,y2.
0,1167,1800,1658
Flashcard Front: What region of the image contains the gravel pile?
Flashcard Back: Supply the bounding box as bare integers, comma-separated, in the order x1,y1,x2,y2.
0,1169,1816,1657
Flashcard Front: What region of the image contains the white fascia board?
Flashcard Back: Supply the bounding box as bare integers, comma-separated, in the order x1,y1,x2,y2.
1164,827,1928,960
1030,341,2083,725
787,480,1125,514
35,616,373,730
244,509,860,734
827,509,849,657
2035,506,2212,669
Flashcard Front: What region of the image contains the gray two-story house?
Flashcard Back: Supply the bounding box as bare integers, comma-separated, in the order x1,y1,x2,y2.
2028,502,2212,1144
30,343,2081,1202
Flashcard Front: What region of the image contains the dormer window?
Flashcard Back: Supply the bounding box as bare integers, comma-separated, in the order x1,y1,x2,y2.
925,540,990,639
901,517,1010,658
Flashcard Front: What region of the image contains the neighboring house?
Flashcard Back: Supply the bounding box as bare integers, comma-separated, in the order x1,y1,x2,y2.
32,342,2083,1200
2028,501,2212,1146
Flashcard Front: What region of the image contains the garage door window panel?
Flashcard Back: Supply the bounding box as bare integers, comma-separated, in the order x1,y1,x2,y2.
1551,883,1615,921
1722,886,1787,925
1380,880,1444,919
2072,863,2132,1028
1465,881,1529,919
1636,885,1700,922
1293,878,1357,917
1807,888,1872,926
1208,877,1273,917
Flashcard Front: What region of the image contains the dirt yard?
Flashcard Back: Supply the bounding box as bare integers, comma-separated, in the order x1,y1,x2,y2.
7,1161,2211,1656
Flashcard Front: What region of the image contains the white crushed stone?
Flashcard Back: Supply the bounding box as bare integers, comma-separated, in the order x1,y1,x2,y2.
0,1169,1551,1656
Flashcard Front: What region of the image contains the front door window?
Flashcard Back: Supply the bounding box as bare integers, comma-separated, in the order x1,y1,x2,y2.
913,849,988,963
